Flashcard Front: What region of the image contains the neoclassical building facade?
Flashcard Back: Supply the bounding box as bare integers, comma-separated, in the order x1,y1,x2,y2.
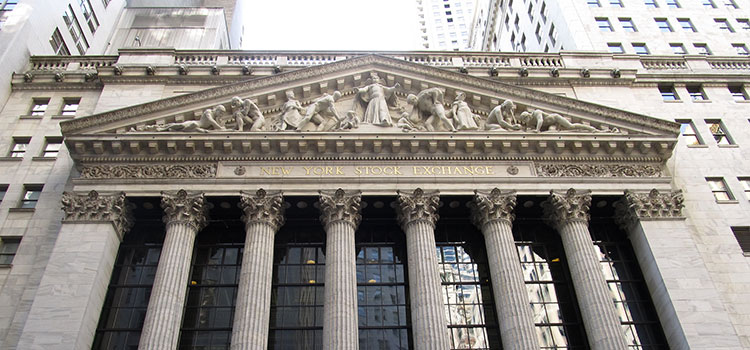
1,50,749,350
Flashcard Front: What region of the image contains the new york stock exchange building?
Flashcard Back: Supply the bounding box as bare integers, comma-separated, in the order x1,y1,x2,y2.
3,51,750,350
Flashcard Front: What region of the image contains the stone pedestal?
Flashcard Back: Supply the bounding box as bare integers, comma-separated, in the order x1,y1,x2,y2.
471,189,539,350
396,189,450,350
319,189,361,350
542,189,627,350
17,191,132,350
231,189,285,350
139,190,208,350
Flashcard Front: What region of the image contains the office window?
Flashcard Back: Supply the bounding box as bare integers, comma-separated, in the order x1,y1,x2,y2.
676,119,703,145
644,0,659,8
608,42,625,53
540,1,547,21
0,185,6,204
49,28,71,56
729,85,749,101
79,0,98,33
724,0,738,8
1,0,18,10
447,18,453,22
61,98,80,116
101,0,111,7
9,138,29,158
63,4,89,55
514,15,519,30
737,19,750,31
715,18,735,32
596,17,614,31
632,43,650,54
588,0,602,6
678,18,696,31
732,227,750,254
687,85,707,101
528,2,533,15
619,18,637,31
666,0,680,7
504,15,510,29
670,43,687,54
610,0,624,6
659,84,679,100
445,10,452,15
536,23,542,40
548,24,557,45
42,138,63,158
738,178,750,200
702,0,717,7
732,43,749,55
0,238,20,265
30,98,50,116
20,185,43,208
694,43,711,55
705,119,733,145
706,178,734,201
655,18,673,32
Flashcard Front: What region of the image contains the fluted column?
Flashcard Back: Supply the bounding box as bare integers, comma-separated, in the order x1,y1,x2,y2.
396,188,450,350
471,189,539,350
139,190,208,350
318,189,362,350
542,189,627,350
231,189,285,350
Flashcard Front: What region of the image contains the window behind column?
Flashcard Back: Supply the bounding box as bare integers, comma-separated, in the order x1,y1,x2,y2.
269,197,325,349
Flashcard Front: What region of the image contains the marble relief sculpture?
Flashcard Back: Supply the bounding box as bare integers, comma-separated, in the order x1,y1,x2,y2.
230,96,265,131
449,91,480,130
485,100,522,131
518,109,600,133
350,73,400,127
398,87,457,132
135,105,226,133
275,90,305,130
296,91,343,131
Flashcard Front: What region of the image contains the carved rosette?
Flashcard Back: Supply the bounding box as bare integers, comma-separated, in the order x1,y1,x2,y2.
61,190,134,237
160,190,209,231
318,189,362,230
470,188,517,229
396,188,440,230
239,189,285,231
614,189,685,230
542,188,592,230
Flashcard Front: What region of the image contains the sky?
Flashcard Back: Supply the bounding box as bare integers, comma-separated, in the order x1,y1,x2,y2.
241,0,420,51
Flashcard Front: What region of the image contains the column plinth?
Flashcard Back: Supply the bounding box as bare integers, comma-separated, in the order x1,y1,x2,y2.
396,188,450,350
471,189,539,350
139,190,208,350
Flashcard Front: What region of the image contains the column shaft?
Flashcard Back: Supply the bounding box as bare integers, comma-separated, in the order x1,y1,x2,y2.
404,219,450,350
482,220,539,350
323,220,359,350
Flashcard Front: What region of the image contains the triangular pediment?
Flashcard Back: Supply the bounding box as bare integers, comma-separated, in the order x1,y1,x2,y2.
62,54,679,162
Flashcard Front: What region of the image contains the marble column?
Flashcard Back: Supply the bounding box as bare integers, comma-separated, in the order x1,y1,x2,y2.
139,190,208,350
542,189,627,350
395,188,450,350
17,191,132,350
318,189,362,350
231,189,285,350
471,189,539,350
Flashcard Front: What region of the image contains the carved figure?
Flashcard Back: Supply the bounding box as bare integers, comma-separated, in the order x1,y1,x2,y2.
277,90,305,130
450,91,479,130
350,73,400,127
338,111,360,130
399,87,456,132
231,96,265,131
296,91,343,131
485,100,522,131
138,105,227,133
518,109,599,132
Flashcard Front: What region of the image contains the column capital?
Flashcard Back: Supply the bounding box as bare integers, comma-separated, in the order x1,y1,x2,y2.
542,188,591,229
160,190,208,231
470,188,517,229
61,190,134,238
396,188,440,230
239,189,285,231
614,189,685,230
318,188,362,230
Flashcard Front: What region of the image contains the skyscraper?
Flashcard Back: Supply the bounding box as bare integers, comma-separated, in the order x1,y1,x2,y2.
416,0,477,50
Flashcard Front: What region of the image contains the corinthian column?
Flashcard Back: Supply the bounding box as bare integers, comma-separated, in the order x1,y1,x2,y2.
18,191,132,350
139,190,208,350
318,189,362,350
542,189,627,350
395,188,450,350
231,189,285,350
470,189,539,350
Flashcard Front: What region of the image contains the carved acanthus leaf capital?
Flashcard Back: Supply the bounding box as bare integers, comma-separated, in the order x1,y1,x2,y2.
542,188,592,229
318,189,362,230
61,190,134,238
470,189,517,229
239,189,285,231
396,188,440,230
161,190,209,231
614,189,684,230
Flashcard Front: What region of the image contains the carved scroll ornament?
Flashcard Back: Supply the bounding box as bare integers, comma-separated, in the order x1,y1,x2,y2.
61,190,134,237
536,163,662,177
470,188,517,229
396,188,440,229
318,189,362,230
239,189,285,231
81,164,216,179
161,190,209,231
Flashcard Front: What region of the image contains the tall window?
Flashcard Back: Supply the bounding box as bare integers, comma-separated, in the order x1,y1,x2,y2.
93,199,164,349
269,200,325,350
436,210,500,350
42,137,63,157
0,237,20,265
654,18,672,32
619,18,637,32
676,119,703,145
706,177,734,201
677,18,696,32
686,85,707,101
63,4,89,54
79,0,99,33
731,227,750,254
30,98,50,116
0,185,6,204
705,119,733,145
356,213,411,350
9,138,30,158
49,28,71,55
20,185,42,208
61,98,80,116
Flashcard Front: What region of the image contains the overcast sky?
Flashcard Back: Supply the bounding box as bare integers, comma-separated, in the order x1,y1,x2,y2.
241,0,420,51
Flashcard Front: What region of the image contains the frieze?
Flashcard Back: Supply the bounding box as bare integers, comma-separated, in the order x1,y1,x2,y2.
61,190,134,237
81,164,216,179
536,163,662,177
